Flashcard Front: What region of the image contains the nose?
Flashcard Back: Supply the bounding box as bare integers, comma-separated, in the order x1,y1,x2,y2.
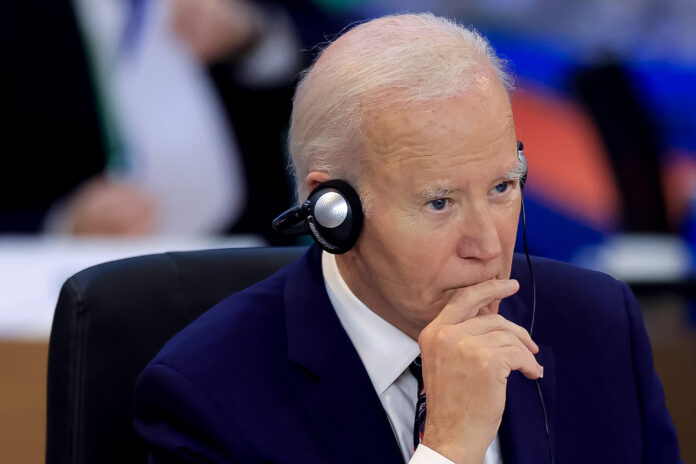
456,202,503,261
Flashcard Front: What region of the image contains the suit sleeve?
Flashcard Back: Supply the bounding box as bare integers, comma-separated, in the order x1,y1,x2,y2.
620,281,683,463
133,362,259,463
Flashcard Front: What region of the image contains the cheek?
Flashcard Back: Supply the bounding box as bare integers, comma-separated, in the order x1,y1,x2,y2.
494,200,521,271
366,220,424,278
498,213,519,249
389,228,461,303
362,210,449,292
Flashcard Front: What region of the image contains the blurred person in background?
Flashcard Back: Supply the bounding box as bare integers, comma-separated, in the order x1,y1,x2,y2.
0,0,338,242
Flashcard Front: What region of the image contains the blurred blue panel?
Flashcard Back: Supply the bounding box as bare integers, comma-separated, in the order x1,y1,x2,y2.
481,28,696,154
629,62,696,152
515,193,606,263
479,29,579,92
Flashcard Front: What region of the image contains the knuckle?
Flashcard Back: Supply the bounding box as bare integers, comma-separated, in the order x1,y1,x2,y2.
517,325,531,340
473,346,493,368
459,290,476,307
434,326,451,345
455,336,473,354
418,325,454,350
417,326,434,346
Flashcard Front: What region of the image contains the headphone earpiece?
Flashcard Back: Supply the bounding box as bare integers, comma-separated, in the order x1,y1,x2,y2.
517,141,528,190
272,179,364,254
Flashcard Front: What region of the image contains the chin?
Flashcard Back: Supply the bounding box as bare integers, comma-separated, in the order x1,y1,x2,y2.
414,303,449,326
396,303,438,328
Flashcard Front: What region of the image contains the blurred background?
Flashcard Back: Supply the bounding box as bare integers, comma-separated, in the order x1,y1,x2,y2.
1,0,695,461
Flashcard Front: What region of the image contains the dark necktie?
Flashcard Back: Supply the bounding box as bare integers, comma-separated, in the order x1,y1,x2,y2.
409,355,427,450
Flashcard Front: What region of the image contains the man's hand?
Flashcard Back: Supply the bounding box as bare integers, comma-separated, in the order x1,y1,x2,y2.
418,279,543,464
65,177,157,236
172,0,263,64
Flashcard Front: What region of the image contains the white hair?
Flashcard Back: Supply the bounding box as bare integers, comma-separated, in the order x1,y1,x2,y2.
288,13,514,204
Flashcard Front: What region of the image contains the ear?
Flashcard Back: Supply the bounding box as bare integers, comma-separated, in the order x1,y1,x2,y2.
305,171,332,195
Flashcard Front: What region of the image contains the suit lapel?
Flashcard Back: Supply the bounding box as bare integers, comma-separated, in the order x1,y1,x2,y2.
498,282,557,464
282,249,557,463
284,247,403,464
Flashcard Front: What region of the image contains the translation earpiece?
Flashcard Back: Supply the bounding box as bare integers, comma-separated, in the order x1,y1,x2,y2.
518,141,528,190
272,179,364,254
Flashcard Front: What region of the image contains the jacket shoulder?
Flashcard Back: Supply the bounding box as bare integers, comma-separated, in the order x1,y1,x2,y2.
513,253,619,288
512,253,626,305
511,253,634,338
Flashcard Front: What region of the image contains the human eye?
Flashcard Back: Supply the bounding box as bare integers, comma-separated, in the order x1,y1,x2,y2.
494,181,509,194
426,198,450,211
490,180,518,197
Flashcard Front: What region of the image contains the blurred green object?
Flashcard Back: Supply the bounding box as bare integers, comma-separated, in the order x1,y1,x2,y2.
311,0,367,13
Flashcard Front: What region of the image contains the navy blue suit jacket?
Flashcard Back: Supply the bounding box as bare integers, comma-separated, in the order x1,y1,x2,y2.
133,246,682,463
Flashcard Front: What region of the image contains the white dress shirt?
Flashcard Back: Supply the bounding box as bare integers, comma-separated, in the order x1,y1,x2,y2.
71,0,301,235
322,251,503,464
72,0,245,234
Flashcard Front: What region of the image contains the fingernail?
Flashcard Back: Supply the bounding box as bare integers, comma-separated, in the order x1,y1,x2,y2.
539,365,544,378
508,279,519,290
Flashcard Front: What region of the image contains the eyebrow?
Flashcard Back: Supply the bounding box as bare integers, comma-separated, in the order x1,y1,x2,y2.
504,158,527,182
419,158,527,200
421,186,458,201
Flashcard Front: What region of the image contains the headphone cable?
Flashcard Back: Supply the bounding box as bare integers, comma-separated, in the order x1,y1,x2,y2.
521,193,555,464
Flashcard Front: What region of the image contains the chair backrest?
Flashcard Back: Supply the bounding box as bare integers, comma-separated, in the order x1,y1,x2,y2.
46,246,308,464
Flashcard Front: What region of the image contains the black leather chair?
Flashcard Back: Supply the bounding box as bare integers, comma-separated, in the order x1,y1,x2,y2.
45,246,308,464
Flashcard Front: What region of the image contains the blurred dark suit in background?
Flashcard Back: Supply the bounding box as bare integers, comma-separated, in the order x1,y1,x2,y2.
0,0,341,243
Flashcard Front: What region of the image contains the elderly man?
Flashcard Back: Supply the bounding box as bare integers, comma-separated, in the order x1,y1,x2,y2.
133,13,681,463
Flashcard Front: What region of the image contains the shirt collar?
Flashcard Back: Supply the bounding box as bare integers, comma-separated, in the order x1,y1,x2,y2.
322,251,420,395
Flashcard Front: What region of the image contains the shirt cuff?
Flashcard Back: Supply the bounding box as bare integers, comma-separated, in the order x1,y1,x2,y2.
409,444,456,464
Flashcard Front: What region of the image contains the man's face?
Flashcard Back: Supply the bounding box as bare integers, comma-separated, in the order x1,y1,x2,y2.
337,74,521,337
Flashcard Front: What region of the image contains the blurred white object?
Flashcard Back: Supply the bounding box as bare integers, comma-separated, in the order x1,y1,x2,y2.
0,235,264,340
74,0,245,234
112,0,247,233
573,234,693,283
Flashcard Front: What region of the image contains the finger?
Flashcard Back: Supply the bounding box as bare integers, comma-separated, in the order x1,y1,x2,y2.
114,197,157,230
122,216,156,235
476,299,500,316
458,314,538,353
433,279,519,326
478,329,537,356
499,345,543,380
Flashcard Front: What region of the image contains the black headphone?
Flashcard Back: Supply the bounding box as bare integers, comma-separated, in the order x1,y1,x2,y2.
273,141,527,255
517,140,527,189
272,179,364,254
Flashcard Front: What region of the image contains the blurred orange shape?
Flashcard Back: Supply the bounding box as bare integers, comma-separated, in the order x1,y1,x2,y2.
512,82,620,230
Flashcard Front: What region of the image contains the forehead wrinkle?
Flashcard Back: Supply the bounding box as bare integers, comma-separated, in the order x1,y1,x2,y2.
382,148,439,170
364,125,435,168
